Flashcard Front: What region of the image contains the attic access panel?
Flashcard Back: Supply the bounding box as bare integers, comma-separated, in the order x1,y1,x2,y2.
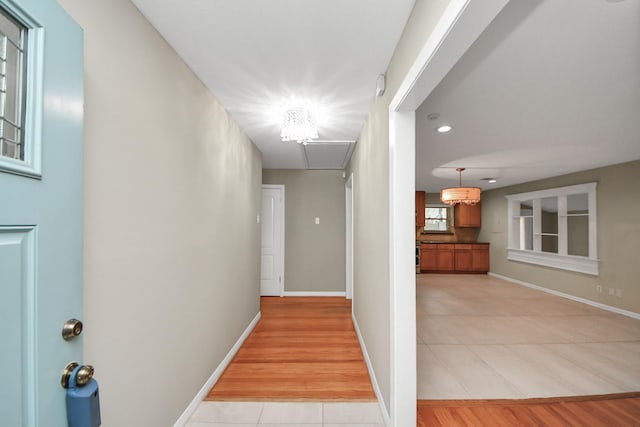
303,141,355,170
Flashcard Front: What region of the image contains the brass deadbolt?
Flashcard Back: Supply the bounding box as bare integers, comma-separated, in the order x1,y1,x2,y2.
62,318,83,340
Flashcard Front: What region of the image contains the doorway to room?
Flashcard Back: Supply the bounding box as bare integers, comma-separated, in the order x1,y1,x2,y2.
387,1,510,425
260,185,284,296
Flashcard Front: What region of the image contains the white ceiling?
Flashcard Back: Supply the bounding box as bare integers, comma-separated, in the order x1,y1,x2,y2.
127,0,639,180
417,0,640,193
129,0,415,169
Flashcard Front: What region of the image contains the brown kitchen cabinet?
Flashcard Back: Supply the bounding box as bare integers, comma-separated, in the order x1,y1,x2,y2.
420,243,454,272
454,244,489,272
420,244,437,270
470,244,490,272
454,245,473,271
454,202,481,227
421,243,489,273
416,191,426,227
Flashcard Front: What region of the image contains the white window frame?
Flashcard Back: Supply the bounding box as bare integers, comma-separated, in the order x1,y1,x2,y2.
423,204,452,233
0,2,44,179
506,182,598,275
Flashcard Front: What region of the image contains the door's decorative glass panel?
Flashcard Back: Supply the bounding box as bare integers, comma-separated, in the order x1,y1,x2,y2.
0,8,26,161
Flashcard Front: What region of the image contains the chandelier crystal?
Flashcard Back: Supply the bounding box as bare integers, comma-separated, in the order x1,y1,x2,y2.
280,107,318,144
440,168,481,206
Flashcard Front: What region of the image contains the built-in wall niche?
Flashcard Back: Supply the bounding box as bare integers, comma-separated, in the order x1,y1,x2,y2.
506,182,598,275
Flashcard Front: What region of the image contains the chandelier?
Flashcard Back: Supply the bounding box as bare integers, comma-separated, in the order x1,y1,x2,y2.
280,107,318,144
440,168,481,206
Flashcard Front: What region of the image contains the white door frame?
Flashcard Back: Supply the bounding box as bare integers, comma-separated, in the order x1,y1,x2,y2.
387,1,511,425
345,173,354,301
261,184,285,296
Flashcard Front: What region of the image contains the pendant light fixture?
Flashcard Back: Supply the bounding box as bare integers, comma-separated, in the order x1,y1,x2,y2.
440,168,481,206
280,107,318,144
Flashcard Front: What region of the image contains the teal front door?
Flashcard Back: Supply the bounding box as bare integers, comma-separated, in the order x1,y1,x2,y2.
0,0,84,425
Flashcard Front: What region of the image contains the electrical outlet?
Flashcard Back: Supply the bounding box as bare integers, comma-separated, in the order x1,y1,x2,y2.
315,217,320,225
608,288,615,296
596,285,603,293
616,289,622,298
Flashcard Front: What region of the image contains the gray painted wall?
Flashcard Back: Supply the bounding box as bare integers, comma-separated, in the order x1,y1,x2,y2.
59,0,262,425
346,0,454,412
478,160,640,314
262,169,346,293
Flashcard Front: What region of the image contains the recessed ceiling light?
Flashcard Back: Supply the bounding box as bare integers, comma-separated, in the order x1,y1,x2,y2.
436,125,452,133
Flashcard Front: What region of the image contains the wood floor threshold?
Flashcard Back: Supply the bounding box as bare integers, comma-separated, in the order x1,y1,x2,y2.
418,391,640,407
418,392,640,427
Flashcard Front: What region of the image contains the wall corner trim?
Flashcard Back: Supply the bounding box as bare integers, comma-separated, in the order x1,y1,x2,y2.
173,311,262,426
352,313,391,426
489,273,640,320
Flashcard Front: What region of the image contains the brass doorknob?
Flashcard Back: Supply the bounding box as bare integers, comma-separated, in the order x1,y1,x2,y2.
76,365,94,386
61,362,95,388
61,362,79,388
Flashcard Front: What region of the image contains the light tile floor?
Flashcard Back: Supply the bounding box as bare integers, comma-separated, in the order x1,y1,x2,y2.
417,274,640,399
186,401,384,426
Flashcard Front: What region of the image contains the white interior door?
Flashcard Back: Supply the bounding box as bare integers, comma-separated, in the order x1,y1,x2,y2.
0,0,84,425
260,185,284,296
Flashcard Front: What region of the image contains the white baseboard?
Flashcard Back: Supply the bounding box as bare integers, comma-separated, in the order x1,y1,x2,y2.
282,291,346,297
489,272,640,320
352,313,390,427
173,312,262,426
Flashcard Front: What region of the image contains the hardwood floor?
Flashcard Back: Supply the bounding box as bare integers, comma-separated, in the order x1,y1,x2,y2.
206,297,376,402
418,393,640,426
